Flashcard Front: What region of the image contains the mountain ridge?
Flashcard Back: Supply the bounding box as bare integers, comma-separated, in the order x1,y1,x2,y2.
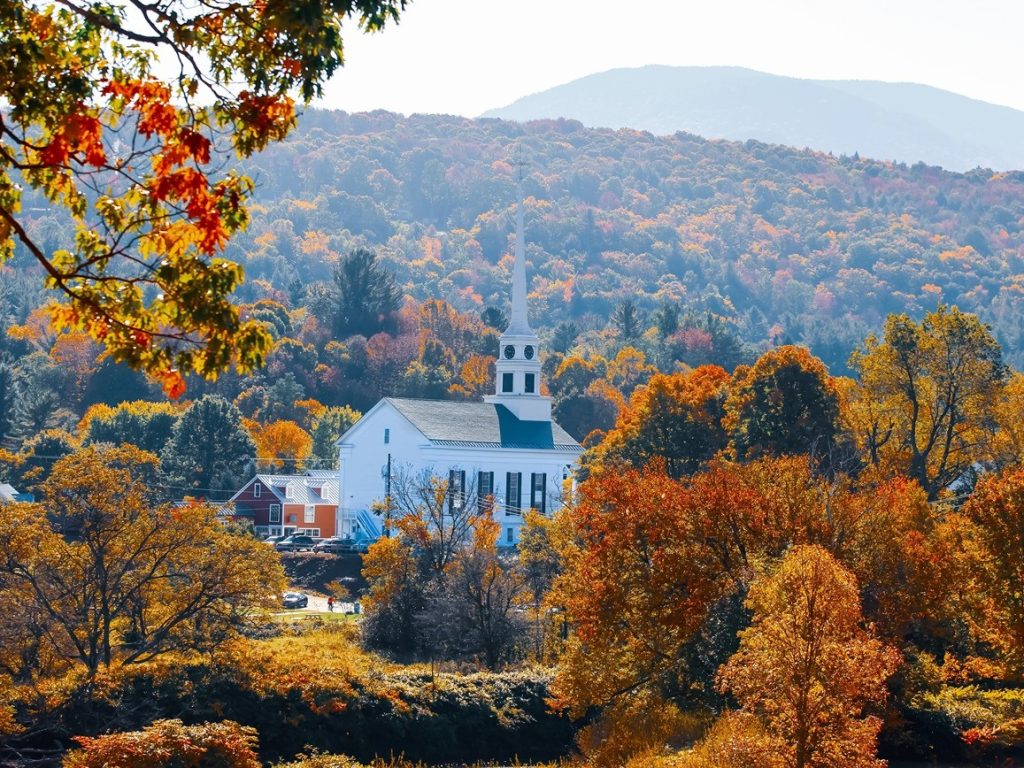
481,66,1024,172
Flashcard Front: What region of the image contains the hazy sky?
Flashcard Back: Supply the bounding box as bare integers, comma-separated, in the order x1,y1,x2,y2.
318,0,1024,116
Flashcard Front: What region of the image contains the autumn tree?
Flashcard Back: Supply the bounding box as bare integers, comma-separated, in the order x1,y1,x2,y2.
590,366,730,478
430,515,527,669
991,371,1024,469
0,446,284,680
955,468,1024,675
550,465,730,721
725,345,843,462
1,0,407,395
160,395,255,499
851,306,1007,499
361,534,425,656
251,419,311,472
718,545,900,768
518,510,564,660
332,247,401,337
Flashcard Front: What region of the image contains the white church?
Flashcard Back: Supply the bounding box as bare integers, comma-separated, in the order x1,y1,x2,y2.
335,193,582,547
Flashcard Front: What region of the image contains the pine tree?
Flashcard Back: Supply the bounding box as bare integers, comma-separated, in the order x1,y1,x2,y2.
309,406,362,469
332,248,401,338
9,388,73,447
161,396,256,500
612,299,644,340
0,362,17,446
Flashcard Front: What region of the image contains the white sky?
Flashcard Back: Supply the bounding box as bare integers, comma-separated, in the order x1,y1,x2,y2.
317,0,1024,115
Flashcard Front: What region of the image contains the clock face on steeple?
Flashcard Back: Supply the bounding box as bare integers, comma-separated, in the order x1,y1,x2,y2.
523,345,535,360
503,344,516,359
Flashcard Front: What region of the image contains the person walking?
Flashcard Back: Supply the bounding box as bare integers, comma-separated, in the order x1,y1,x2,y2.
327,596,335,613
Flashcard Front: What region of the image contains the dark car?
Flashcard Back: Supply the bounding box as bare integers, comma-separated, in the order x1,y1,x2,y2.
275,535,315,552
313,536,357,554
282,591,308,609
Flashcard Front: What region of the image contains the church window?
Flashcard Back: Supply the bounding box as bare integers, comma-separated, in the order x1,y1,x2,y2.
524,373,535,393
506,472,521,514
384,428,390,444
502,373,514,393
478,471,494,511
507,527,514,544
531,472,547,514
448,469,466,513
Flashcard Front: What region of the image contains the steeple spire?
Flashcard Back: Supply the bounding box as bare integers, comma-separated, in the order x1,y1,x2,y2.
507,182,532,335
484,154,551,422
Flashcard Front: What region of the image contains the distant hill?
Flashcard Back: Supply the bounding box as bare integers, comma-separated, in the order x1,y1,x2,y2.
481,66,1024,172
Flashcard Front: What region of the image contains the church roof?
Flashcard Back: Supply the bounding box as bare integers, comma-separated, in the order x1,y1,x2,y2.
384,397,581,451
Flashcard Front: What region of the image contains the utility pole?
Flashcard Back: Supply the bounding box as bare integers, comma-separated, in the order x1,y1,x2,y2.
385,452,392,538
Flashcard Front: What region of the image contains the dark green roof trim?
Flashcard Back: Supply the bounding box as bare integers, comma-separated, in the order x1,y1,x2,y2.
384,397,580,450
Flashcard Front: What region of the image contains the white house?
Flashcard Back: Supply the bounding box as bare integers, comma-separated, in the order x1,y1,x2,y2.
336,191,582,546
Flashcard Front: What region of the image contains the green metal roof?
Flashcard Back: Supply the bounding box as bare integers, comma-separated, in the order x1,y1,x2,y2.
384,398,580,451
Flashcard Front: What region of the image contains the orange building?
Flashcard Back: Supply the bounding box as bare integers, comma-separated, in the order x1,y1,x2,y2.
228,470,341,539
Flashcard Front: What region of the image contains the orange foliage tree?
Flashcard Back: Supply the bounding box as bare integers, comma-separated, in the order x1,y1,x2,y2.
550,465,731,719
954,468,1024,675
251,418,312,472
718,545,900,768
590,366,730,478
724,346,842,461
1,0,407,395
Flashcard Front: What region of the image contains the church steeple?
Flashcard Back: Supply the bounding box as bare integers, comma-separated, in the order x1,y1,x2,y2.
484,176,551,422
507,188,532,336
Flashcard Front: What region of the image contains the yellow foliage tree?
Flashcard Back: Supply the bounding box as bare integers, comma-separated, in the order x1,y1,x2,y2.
0,445,285,680
252,419,312,472
850,306,1006,499
992,372,1024,469
717,545,900,768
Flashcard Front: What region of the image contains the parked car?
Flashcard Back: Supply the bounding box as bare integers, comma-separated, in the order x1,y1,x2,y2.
264,534,288,545
282,591,308,609
313,536,358,554
275,535,315,552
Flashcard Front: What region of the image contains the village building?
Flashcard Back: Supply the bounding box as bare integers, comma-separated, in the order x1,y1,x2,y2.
228,470,341,539
336,191,582,547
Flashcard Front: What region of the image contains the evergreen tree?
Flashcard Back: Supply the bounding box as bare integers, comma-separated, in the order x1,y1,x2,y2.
9,388,73,447
654,302,681,338
332,248,401,338
161,396,256,500
309,406,362,469
612,299,644,341
479,306,508,331
551,322,580,354
0,361,17,446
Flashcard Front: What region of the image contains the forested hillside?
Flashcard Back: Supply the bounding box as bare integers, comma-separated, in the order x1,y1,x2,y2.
230,109,1024,372
5,108,1024,488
